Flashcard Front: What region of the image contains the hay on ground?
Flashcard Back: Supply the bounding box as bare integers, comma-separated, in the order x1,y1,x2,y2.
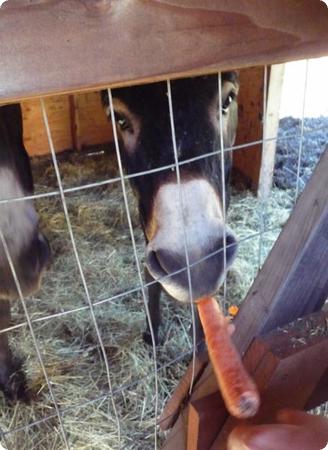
0,143,320,449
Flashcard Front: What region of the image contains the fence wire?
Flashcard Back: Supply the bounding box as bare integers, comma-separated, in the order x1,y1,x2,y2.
166,79,197,395
295,60,310,203
107,88,159,449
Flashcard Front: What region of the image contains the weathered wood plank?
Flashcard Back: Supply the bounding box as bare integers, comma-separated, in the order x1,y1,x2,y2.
233,147,328,352
1,1,328,103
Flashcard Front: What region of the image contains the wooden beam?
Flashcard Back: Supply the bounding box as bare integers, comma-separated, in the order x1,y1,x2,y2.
1,1,328,103
211,310,328,449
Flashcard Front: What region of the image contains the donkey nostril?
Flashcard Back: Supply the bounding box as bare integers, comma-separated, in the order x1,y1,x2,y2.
225,233,238,261
226,233,236,246
146,250,166,276
146,247,184,280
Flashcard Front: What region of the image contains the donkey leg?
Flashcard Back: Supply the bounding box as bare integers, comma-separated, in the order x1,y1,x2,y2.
0,300,28,402
189,306,205,354
143,267,162,346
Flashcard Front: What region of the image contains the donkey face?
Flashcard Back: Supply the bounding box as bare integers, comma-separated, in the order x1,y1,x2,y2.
103,73,239,302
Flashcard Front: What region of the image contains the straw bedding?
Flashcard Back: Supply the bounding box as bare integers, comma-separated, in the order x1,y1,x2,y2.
0,116,326,449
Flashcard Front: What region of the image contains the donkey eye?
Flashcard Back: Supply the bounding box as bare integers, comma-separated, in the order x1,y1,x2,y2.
115,113,132,132
222,91,236,114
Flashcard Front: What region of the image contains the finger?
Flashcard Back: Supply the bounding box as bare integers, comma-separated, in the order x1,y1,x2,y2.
277,409,328,436
227,423,326,450
227,323,235,336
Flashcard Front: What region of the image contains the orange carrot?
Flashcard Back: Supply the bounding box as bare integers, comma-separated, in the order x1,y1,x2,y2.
197,296,260,419
228,304,239,318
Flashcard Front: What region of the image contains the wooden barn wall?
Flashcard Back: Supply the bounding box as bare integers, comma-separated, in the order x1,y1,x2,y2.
22,91,112,156
72,92,112,149
233,66,265,189
23,68,264,189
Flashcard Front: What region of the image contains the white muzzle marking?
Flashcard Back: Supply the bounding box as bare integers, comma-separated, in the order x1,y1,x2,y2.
146,178,236,302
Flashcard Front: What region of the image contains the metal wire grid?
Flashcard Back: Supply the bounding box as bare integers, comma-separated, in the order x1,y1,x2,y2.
0,63,315,448
107,87,159,448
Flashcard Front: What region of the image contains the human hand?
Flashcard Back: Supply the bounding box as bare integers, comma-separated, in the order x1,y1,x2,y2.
227,409,328,450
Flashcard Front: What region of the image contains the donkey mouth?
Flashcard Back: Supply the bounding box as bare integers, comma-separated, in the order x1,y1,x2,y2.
146,237,238,303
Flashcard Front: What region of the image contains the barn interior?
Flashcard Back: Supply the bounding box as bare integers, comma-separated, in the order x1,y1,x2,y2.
0,60,325,449
0,2,327,450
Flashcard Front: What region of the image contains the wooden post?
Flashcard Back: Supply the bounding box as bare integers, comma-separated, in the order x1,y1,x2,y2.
258,64,285,199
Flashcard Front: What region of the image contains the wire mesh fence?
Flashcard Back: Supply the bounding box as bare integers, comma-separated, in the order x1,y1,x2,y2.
0,60,327,449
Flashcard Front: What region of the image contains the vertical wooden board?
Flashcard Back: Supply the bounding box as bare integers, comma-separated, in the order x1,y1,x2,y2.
22,95,72,156
258,64,285,200
233,66,265,189
75,91,113,148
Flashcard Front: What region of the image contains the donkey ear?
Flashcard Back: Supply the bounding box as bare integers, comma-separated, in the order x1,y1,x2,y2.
222,71,240,87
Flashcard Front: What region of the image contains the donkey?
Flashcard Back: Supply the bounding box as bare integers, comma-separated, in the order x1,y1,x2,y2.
102,73,239,345
0,103,50,400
